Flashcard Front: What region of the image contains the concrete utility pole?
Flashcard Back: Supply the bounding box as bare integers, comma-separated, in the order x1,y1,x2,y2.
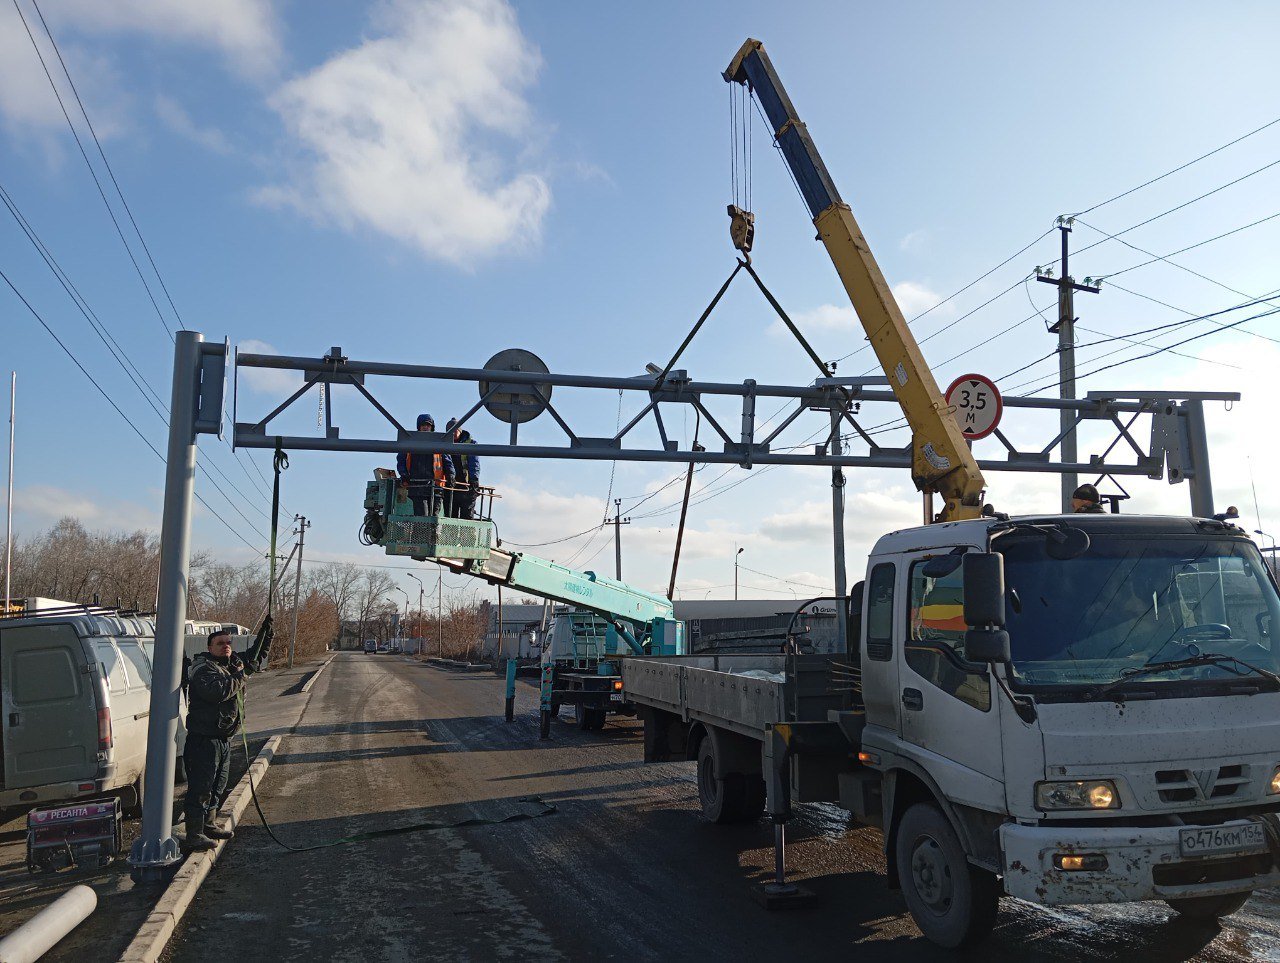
830,406,849,654
5,371,14,612
130,332,226,881
606,498,630,580
734,546,744,600
1037,217,1100,512
408,572,424,653
288,515,309,668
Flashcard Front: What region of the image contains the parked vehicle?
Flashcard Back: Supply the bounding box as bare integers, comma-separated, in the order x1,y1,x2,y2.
363,639,378,653
0,608,170,816
624,514,1280,946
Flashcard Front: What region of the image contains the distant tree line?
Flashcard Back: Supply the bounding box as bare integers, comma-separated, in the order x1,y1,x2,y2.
6,517,490,665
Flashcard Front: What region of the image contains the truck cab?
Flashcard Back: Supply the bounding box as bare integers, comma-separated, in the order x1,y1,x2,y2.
858,513,1280,934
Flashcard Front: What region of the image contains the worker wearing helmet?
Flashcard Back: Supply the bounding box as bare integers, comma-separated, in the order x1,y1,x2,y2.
446,417,480,518
397,413,454,515
1071,483,1106,514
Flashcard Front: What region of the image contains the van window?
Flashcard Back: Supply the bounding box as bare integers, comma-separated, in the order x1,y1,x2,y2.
12,647,80,705
118,641,153,688
865,563,896,662
95,641,128,695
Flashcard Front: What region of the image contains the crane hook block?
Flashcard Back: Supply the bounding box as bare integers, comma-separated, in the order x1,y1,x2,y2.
727,205,755,256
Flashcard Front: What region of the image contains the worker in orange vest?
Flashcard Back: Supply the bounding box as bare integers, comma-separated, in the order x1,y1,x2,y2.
396,413,454,515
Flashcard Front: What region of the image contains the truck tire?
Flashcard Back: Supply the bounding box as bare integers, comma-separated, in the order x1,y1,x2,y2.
575,702,591,730
1165,891,1251,921
697,739,748,823
894,802,999,949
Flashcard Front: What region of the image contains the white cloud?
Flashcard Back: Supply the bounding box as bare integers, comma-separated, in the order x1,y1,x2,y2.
49,0,281,77
155,95,233,154
15,484,158,532
259,0,551,266
0,0,278,142
769,282,944,338
899,229,929,253
237,339,302,394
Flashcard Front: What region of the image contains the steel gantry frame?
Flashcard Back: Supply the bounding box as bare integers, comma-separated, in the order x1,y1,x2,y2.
231,346,1235,513
129,334,1237,878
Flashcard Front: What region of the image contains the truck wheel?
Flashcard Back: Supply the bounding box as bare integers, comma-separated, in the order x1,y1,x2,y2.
1165,891,1251,921
588,708,607,731
894,802,999,949
697,739,747,823
575,702,591,730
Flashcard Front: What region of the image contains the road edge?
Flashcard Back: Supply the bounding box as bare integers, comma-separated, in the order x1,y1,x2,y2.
300,655,334,694
117,734,281,963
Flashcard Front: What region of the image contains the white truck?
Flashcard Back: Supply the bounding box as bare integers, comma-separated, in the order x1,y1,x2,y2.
624,513,1280,947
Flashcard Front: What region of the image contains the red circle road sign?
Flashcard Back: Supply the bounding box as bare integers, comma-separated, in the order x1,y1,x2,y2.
945,374,1003,440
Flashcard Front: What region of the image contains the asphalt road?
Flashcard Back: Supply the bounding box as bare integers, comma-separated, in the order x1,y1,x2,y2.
166,652,1280,962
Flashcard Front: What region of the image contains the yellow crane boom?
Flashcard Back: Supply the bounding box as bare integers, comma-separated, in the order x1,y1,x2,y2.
725,38,985,521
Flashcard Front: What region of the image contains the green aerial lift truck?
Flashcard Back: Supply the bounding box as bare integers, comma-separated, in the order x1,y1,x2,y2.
361,470,683,736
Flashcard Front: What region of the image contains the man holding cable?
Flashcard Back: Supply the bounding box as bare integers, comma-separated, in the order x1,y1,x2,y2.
181,625,269,852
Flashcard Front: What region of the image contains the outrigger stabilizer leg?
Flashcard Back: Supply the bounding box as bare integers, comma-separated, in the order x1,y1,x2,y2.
753,725,816,909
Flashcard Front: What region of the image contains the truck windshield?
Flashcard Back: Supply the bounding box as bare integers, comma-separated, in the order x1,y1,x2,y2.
1000,534,1280,693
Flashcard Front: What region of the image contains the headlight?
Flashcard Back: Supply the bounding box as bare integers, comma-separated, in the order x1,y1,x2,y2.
1035,780,1120,811
1270,767,1280,795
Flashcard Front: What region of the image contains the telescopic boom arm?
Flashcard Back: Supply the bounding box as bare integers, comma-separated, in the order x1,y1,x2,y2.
725,39,986,521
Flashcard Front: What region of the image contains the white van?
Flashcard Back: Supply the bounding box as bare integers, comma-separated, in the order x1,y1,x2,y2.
0,610,176,814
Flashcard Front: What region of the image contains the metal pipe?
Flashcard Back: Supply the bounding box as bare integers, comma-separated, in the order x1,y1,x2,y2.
130,332,203,880
0,883,96,963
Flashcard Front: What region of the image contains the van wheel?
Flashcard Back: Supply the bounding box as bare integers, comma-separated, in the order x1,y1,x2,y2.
1165,892,1251,921
894,802,999,949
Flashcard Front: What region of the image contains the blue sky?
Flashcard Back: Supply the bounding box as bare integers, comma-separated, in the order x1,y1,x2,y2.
3,0,1280,607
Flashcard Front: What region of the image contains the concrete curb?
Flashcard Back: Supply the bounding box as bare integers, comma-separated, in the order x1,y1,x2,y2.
300,656,334,695
117,735,281,963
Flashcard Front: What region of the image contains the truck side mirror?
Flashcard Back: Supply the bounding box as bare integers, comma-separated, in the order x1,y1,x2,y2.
963,553,1010,663
847,581,865,658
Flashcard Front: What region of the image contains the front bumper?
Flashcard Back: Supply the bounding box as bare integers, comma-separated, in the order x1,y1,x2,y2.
1001,821,1280,905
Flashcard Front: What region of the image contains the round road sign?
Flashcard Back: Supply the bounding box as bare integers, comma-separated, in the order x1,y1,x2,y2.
945,374,1003,440
480,348,552,424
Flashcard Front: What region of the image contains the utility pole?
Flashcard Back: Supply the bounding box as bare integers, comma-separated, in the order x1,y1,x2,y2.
606,498,630,580
408,572,424,655
735,546,744,600
288,515,309,668
4,371,13,613
1037,216,1101,512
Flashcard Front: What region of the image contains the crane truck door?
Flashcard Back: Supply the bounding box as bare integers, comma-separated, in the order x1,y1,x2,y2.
859,561,900,734
897,556,1004,792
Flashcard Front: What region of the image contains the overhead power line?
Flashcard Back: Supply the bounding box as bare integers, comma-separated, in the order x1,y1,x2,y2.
1,266,262,553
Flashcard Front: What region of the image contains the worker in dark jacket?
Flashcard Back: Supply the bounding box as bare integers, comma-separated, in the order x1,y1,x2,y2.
446,417,480,518
182,626,267,852
397,413,454,515
1071,483,1106,514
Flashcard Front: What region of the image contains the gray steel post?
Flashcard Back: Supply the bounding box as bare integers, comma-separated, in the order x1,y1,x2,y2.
129,332,204,880
830,405,849,651
1184,399,1215,518
5,371,13,612
614,498,622,581
288,515,308,668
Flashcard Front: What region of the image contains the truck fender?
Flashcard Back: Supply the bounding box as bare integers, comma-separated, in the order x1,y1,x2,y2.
882,763,982,889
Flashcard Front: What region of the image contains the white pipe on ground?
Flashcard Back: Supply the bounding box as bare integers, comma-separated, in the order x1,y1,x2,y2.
0,884,97,963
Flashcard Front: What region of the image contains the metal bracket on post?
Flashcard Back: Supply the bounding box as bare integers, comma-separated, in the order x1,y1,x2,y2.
130,333,227,882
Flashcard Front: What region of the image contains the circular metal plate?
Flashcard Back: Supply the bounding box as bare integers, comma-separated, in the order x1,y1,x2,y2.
480,348,552,424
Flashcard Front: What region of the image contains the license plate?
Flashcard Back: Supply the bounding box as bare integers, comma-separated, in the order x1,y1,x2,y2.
609,692,623,702
1178,823,1266,858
